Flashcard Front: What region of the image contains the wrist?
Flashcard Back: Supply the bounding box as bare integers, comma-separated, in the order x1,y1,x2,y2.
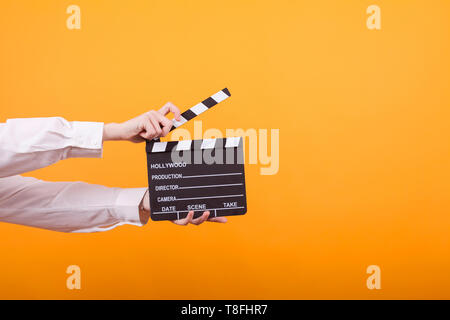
141,189,150,211
139,189,150,224
103,123,121,141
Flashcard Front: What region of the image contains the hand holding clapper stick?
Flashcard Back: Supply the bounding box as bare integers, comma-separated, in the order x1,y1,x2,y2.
150,88,231,142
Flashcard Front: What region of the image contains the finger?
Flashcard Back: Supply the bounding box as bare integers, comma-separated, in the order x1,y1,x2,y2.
147,111,163,138
152,111,173,137
131,135,146,143
139,116,157,140
172,210,194,226
159,102,181,121
191,211,210,226
208,217,228,223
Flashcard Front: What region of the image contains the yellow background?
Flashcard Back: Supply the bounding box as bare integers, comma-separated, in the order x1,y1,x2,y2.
1,0,450,299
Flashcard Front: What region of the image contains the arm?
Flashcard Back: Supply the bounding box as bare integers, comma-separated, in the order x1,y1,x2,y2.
0,103,180,178
0,175,148,233
0,118,104,178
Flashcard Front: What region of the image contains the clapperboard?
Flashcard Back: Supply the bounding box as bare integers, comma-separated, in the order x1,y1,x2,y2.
146,88,247,221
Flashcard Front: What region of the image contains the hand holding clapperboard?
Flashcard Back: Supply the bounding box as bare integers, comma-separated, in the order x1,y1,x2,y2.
146,89,247,221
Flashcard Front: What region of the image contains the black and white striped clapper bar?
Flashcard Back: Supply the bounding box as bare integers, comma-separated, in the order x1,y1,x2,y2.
145,88,247,221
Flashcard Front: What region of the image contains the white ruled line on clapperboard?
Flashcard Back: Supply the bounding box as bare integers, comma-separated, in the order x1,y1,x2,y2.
145,88,247,221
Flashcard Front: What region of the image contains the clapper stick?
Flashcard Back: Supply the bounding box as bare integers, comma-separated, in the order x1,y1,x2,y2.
150,88,231,142
169,88,231,132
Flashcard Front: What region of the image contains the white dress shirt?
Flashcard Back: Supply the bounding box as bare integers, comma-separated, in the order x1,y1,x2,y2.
0,117,147,233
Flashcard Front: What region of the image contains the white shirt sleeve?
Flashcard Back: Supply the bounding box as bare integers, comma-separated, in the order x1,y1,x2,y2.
0,117,104,178
0,175,148,233
0,117,149,233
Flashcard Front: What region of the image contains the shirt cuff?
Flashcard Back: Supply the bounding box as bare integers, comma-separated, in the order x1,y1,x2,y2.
114,188,149,226
67,121,104,158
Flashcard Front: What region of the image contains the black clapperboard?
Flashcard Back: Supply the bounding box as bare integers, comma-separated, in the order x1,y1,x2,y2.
146,88,247,221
